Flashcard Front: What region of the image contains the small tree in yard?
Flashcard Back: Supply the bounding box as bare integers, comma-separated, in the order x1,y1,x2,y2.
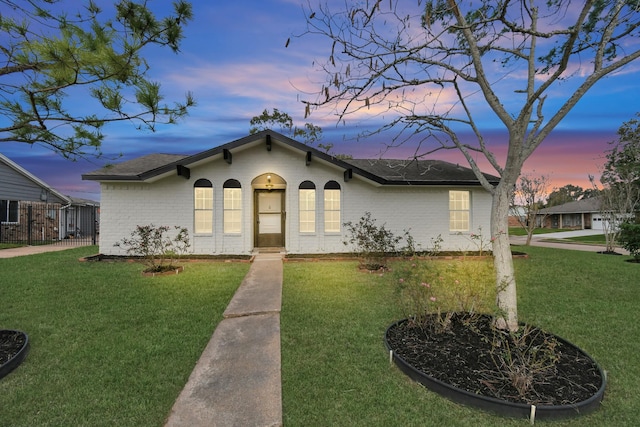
300,1,640,330
115,225,190,273
590,113,640,253
510,173,549,245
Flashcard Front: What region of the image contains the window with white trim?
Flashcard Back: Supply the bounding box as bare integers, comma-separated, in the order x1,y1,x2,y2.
194,179,213,234
223,179,242,234
299,181,316,233
0,200,18,223
324,181,341,233
449,190,470,232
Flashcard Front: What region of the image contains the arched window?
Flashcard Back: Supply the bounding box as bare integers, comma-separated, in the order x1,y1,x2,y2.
324,181,341,233
194,179,213,234
299,181,316,233
223,179,242,233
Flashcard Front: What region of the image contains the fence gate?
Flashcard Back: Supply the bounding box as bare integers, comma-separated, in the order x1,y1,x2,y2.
0,202,99,246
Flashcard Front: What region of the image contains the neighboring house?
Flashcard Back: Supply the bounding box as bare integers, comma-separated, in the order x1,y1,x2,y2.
508,206,527,227
63,197,101,239
0,153,99,243
537,197,608,230
82,130,500,256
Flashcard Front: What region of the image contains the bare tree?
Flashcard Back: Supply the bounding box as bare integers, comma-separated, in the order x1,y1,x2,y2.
510,173,549,245
299,1,640,330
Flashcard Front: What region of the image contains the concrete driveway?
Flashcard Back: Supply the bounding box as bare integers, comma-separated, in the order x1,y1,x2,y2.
509,229,630,255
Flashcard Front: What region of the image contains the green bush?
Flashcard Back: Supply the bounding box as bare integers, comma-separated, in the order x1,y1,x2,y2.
114,224,190,272
618,221,640,261
343,212,411,269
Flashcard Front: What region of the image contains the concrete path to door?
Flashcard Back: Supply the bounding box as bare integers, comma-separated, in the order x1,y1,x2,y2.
164,252,284,427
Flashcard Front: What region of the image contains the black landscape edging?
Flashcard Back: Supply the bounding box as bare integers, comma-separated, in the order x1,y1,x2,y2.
0,330,30,380
384,319,606,421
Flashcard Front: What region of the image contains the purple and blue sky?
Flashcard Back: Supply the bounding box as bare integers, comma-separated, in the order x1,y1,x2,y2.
2,1,639,201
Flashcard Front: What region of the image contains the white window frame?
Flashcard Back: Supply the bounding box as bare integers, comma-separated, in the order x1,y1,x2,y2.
299,188,316,233
324,182,341,233
449,190,470,232
194,180,213,234
223,182,242,234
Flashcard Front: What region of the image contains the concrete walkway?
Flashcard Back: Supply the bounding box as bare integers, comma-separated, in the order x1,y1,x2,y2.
164,253,284,427
0,241,92,258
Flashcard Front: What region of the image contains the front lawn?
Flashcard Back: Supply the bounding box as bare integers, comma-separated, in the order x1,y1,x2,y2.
508,227,573,236
0,247,250,426
281,247,640,426
2,246,638,426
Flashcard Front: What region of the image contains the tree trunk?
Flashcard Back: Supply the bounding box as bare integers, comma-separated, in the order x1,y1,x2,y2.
525,231,533,246
491,184,519,331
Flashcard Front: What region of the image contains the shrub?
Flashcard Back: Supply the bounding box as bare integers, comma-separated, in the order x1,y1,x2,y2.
393,258,495,331
618,221,640,261
114,224,190,273
343,212,412,269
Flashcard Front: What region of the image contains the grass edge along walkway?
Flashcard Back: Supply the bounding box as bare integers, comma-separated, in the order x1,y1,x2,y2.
0,246,251,427
165,253,283,427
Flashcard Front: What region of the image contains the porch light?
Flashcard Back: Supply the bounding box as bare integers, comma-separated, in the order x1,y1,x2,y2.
266,175,273,189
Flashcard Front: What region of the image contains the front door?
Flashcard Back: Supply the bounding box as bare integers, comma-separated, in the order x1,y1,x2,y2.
255,190,285,247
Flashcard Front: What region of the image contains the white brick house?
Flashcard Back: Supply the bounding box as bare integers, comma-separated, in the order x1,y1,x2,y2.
83,130,498,255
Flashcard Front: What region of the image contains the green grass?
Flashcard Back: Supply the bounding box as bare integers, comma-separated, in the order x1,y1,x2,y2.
3,246,638,426
281,248,640,426
0,243,23,250
508,227,573,236
558,234,607,244
0,247,250,427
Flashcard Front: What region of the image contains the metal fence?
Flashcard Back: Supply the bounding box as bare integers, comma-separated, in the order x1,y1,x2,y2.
0,202,99,246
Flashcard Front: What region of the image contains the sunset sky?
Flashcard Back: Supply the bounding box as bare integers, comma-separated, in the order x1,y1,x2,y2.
2,1,639,201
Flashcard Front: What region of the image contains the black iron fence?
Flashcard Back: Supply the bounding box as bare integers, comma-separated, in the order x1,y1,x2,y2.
0,202,99,246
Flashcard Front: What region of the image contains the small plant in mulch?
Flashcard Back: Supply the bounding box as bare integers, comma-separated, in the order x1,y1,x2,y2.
388,259,603,408
114,224,190,274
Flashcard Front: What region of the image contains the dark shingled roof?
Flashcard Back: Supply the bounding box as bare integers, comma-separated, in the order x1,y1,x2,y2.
345,159,498,185
82,153,188,180
538,197,602,214
82,130,500,186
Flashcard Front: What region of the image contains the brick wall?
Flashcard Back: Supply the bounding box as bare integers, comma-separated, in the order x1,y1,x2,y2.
0,202,62,243
98,145,493,255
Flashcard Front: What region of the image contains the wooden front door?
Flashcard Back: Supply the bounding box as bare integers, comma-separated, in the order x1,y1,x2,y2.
255,190,285,247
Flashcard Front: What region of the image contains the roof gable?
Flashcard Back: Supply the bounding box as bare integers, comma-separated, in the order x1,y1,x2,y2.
0,153,70,203
82,130,500,186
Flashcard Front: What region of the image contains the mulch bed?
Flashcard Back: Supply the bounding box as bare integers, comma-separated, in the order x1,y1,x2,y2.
385,313,603,406
0,330,28,378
